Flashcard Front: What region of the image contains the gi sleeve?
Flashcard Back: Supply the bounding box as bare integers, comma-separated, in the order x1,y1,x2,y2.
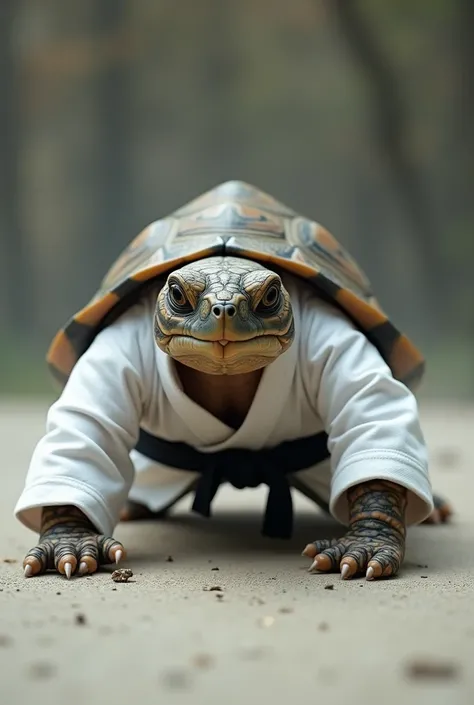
14,300,152,537
303,297,434,526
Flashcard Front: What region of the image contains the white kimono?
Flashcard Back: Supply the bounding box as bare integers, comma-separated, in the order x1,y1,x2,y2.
14,275,433,537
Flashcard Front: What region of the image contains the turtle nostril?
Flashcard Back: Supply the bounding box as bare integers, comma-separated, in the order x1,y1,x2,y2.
212,304,236,318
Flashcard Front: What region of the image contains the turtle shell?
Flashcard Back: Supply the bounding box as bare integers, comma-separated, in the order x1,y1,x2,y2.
47,181,424,389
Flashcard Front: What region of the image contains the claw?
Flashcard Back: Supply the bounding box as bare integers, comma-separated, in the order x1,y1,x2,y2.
64,562,73,580
115,549,123,565
24,564,33,578
302,544,317,558
366,566,375,581
341,564,351,580
78,562,88,575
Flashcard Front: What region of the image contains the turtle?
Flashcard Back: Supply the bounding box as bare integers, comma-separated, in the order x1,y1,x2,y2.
18,180,451,582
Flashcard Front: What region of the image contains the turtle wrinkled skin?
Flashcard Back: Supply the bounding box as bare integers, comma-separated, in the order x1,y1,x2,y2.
154,256,295,375
23,181,451,583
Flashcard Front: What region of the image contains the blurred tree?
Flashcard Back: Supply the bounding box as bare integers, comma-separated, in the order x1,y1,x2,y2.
0,1,33,335
92,0,133,271
452,0,474,330
199,0,242,180
330,0,444,329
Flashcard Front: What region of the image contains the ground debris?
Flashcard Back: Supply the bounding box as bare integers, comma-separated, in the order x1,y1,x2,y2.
3,558,17,564
111,568,134,583
324,584,335,591
405,658,460,681
75,614,87,626
166,555,174,562
192,653,214,669
278,607,293,614
203,585,223,592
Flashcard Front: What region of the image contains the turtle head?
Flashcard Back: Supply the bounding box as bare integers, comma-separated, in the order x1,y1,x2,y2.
154,256,294,375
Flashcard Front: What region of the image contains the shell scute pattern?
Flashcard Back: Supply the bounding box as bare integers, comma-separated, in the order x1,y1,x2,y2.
46,180,425,388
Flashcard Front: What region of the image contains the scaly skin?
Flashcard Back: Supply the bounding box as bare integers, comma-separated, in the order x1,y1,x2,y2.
23,506,125,578
154,256,294,375
303,480,407,580
422,494,453,524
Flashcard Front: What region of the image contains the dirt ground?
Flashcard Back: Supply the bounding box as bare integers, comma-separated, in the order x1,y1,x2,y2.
0,399,473,705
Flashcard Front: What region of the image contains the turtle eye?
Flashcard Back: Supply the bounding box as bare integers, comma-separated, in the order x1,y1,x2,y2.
168,283,192,312
256,284,281,313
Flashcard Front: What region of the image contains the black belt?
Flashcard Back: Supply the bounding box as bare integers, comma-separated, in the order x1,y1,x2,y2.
135,429,330,539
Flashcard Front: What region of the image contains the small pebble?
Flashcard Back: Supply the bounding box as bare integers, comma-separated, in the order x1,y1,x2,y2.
318,622,329,632
75,614,87,626
111,568,133,583
324,584,335,591
278,607,293,614
405,659,460,681
211,567,219,571
3,558,17,564
166,555,174,562
203,586,223,592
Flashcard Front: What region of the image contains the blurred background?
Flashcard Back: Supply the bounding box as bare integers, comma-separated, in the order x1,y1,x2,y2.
0,0,472,399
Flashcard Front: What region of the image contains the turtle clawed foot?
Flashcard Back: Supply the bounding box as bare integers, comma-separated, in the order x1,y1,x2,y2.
119,500,168,523
422,494,453,525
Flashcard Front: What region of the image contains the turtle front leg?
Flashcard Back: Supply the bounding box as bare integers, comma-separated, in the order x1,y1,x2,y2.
422,493,453,524
23,506,125,578
302,480,406,581
119,500,169,522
